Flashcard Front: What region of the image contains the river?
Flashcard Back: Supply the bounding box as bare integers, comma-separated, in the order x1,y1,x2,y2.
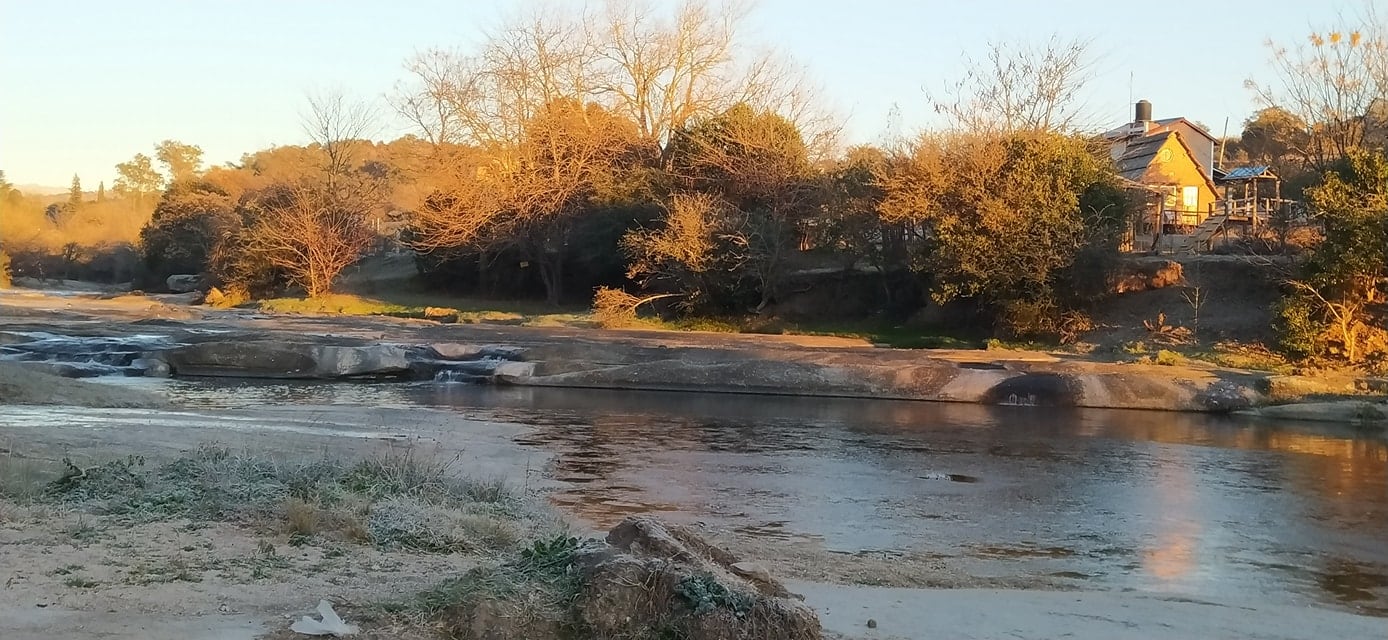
51,377,1382,619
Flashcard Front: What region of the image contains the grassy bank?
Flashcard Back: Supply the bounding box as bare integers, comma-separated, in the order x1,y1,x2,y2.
0,444,580,638
0,444,557,550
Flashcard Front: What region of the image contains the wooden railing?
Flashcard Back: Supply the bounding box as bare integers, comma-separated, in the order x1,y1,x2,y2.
1217,197,1298,227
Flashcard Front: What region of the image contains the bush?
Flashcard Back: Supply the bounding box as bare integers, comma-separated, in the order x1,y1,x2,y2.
1154,349,1186,366
1275,294,1325,359
592,287,642,328
0,249,10,288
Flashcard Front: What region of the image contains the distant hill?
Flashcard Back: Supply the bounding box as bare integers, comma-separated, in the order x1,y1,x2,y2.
14,183,69,196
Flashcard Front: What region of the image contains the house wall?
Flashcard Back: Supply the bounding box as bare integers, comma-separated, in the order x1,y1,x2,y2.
1159,121,1215,178
1141,136,1217,224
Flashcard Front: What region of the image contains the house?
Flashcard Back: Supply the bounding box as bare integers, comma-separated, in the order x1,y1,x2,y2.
1104,100,1220,179
1114,129,1220,228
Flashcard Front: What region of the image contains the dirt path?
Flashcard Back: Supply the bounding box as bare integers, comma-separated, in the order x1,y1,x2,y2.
0,510,461,640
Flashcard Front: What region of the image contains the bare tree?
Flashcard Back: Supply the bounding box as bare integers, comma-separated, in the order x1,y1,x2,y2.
242,187,374,298
303,89,379,191
930,36,1095,135
1182,261,1208,337
1246,9,1388,170
589,0,835,159
396,1,834,159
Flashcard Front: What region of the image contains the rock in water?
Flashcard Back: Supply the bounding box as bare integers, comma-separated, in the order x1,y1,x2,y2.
160,341,412,379
165,274,202,293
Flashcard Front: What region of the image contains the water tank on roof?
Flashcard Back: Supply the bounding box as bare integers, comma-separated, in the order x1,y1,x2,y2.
1135,100,1152,123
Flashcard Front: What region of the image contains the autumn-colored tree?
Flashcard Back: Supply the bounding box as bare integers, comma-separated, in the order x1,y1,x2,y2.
1240,107,1311,167
632,103,818,310
238,186,374,298
879,132,1123,339
113,153,165,204
410,99,646,304
622,191,739,309
155,140,205,183
397,1,826,158
393,1,831,305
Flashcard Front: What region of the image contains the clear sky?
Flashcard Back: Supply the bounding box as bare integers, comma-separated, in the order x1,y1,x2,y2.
0,0,1362,188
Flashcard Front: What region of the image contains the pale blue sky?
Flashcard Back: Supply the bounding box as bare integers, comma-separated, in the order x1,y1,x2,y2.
0,0,1360,187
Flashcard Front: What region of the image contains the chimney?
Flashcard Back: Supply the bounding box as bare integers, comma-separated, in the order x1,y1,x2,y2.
1135,100,1152,124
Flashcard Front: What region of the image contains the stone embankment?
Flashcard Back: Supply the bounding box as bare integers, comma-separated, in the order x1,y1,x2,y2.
3,316,1385,418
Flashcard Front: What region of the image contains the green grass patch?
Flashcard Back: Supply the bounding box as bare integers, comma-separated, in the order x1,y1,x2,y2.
1186,342,1294,373
622,314,986,350
392,534,586,634
253,293,592,329
1154,349,1186,366
62,576,100,589
254,289,1038,353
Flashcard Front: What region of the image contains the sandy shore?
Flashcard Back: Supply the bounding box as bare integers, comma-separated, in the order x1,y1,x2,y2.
797,583,1387,640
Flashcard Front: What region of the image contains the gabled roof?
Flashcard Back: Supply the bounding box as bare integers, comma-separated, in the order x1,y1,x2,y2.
1114,130,1220,195
1152,117,1218,144
1115,132,1175,181
1103,117,1218,145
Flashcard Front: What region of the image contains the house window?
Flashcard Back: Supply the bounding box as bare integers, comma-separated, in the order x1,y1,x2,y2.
1182,186,1199,211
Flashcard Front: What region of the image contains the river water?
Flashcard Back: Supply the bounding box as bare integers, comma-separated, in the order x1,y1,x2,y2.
27,377,1388,618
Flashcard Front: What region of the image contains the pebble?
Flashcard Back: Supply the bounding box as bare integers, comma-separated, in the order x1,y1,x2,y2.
867,618,877,629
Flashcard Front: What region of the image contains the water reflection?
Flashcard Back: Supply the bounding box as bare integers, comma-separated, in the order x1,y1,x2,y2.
99,379,1388,614
401,386,1386,615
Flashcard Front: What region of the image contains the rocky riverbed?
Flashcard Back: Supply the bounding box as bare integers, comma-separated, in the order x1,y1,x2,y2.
3,291,1386,639
2,289,1385,420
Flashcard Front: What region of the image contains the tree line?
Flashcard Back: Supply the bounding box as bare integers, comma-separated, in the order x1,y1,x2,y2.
123,1,1126,341
4,1,1387,366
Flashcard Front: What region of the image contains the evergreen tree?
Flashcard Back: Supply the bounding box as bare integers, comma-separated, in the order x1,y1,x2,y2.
96,181,106,202
68,174,83,210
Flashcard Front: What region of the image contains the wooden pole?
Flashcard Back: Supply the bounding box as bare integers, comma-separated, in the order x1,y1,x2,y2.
1254,177,1265,234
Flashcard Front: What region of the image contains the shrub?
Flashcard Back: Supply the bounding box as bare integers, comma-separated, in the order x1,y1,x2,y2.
1154,349,1185,366
0,249,10,288
1275,294,1325,359
592,287,641,328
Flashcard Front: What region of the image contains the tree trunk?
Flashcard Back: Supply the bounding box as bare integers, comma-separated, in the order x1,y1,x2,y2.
539,255,563,307
477,249,489,295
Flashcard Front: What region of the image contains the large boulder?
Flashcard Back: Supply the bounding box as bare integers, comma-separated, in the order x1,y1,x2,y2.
442,516,820,640
573,516,820,640
1241,400,1388,428
165,274,202,293
158,341,412,379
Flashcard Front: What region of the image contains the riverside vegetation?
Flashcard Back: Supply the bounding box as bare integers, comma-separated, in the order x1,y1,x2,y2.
2,4,1387,373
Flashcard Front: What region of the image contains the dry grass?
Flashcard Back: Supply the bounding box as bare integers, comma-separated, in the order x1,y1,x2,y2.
283,497,322,536
0,449,63,503
3,444,553,557
0,198,152,254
